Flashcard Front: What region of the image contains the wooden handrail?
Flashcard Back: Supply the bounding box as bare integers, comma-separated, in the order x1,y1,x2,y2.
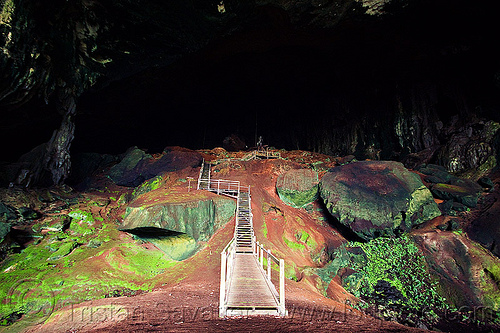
220,237,236,317
254,238,286,315
198,161,285,316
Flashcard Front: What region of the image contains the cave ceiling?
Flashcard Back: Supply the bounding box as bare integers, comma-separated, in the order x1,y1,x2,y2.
1,0,499,161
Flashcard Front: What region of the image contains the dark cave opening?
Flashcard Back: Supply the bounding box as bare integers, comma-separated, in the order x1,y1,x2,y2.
72,37,500,159
2,0,499,165
121,226,185,238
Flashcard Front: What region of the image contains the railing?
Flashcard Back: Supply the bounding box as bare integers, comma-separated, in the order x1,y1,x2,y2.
207,179,241,196
242,148,281,161
188,177,242,198
255,149,281,159
254,238,286,316
242,151,257,161
219,237,237,317
197,159,207,190
219,236,286,317
234,185,253,244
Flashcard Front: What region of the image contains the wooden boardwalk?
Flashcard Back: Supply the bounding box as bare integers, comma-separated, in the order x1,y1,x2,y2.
194,160,286,316
226,253,278,309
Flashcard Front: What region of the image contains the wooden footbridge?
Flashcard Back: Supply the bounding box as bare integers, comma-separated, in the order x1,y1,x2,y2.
194,160,286,317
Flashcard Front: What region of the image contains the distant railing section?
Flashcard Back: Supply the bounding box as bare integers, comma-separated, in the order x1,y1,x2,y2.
188,177,242,198
187,159,244,198
243,148,281,161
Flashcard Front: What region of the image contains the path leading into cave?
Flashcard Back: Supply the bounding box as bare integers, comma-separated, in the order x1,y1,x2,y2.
197,160,286,316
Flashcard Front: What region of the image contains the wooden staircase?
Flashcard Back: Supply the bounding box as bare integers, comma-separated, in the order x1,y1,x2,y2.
193,160,286,317
235,190,254,253
197,160,211,191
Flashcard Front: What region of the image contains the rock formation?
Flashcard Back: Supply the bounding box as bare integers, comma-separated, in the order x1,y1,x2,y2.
320,161,441,240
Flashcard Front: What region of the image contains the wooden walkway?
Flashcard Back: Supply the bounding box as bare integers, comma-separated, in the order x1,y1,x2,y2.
194,160,286,317
226,253,278,309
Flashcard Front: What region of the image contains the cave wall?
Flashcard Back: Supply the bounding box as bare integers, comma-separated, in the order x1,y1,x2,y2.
2,0,500,185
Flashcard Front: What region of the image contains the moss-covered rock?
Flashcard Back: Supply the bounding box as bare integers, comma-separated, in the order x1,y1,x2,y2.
131,175,164,201
108,147,151,187
430,183,481,208
0,222,10,243
0,202,17,221
413,231,500,311
320,161,440,240
47,241,78,261
277,169,319,208
141,232,196,261
437,120,499,179
108,147,202,187
121,188,236,242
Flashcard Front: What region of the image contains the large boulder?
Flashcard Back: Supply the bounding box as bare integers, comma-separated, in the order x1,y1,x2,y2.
320,161,440,240
108,146,202,187
140,147,203,179
430,183,481,208
467,182,500,258
277,169,319,208
108,147,151,186
417,164,483,208
121,188,236,242
413,231,500,311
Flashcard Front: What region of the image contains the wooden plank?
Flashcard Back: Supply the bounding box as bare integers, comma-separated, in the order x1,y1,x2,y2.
226,254,278,308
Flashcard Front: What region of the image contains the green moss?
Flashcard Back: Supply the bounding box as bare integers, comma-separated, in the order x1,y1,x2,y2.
262,216,268,238
69,219,95,236
319,236,448,311
0,217,179,327
47,241,78,261
284,262,299,281
432,183,468,193
277,185,319,208
283,235,305,252
131,176,164,200
141,234,197,261
297,230,317,250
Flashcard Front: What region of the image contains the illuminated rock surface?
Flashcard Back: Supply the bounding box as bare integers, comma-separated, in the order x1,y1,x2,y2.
320,161,441,240
276,168,319,208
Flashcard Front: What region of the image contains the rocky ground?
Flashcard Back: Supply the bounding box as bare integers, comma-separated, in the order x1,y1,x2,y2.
1,147,500,332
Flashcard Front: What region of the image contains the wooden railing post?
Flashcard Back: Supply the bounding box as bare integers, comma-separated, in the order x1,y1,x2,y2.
260,245,263,268
279,259,285,315
220,251,227,317
267,250,271,281
207,162,211,190
252,235,256,255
